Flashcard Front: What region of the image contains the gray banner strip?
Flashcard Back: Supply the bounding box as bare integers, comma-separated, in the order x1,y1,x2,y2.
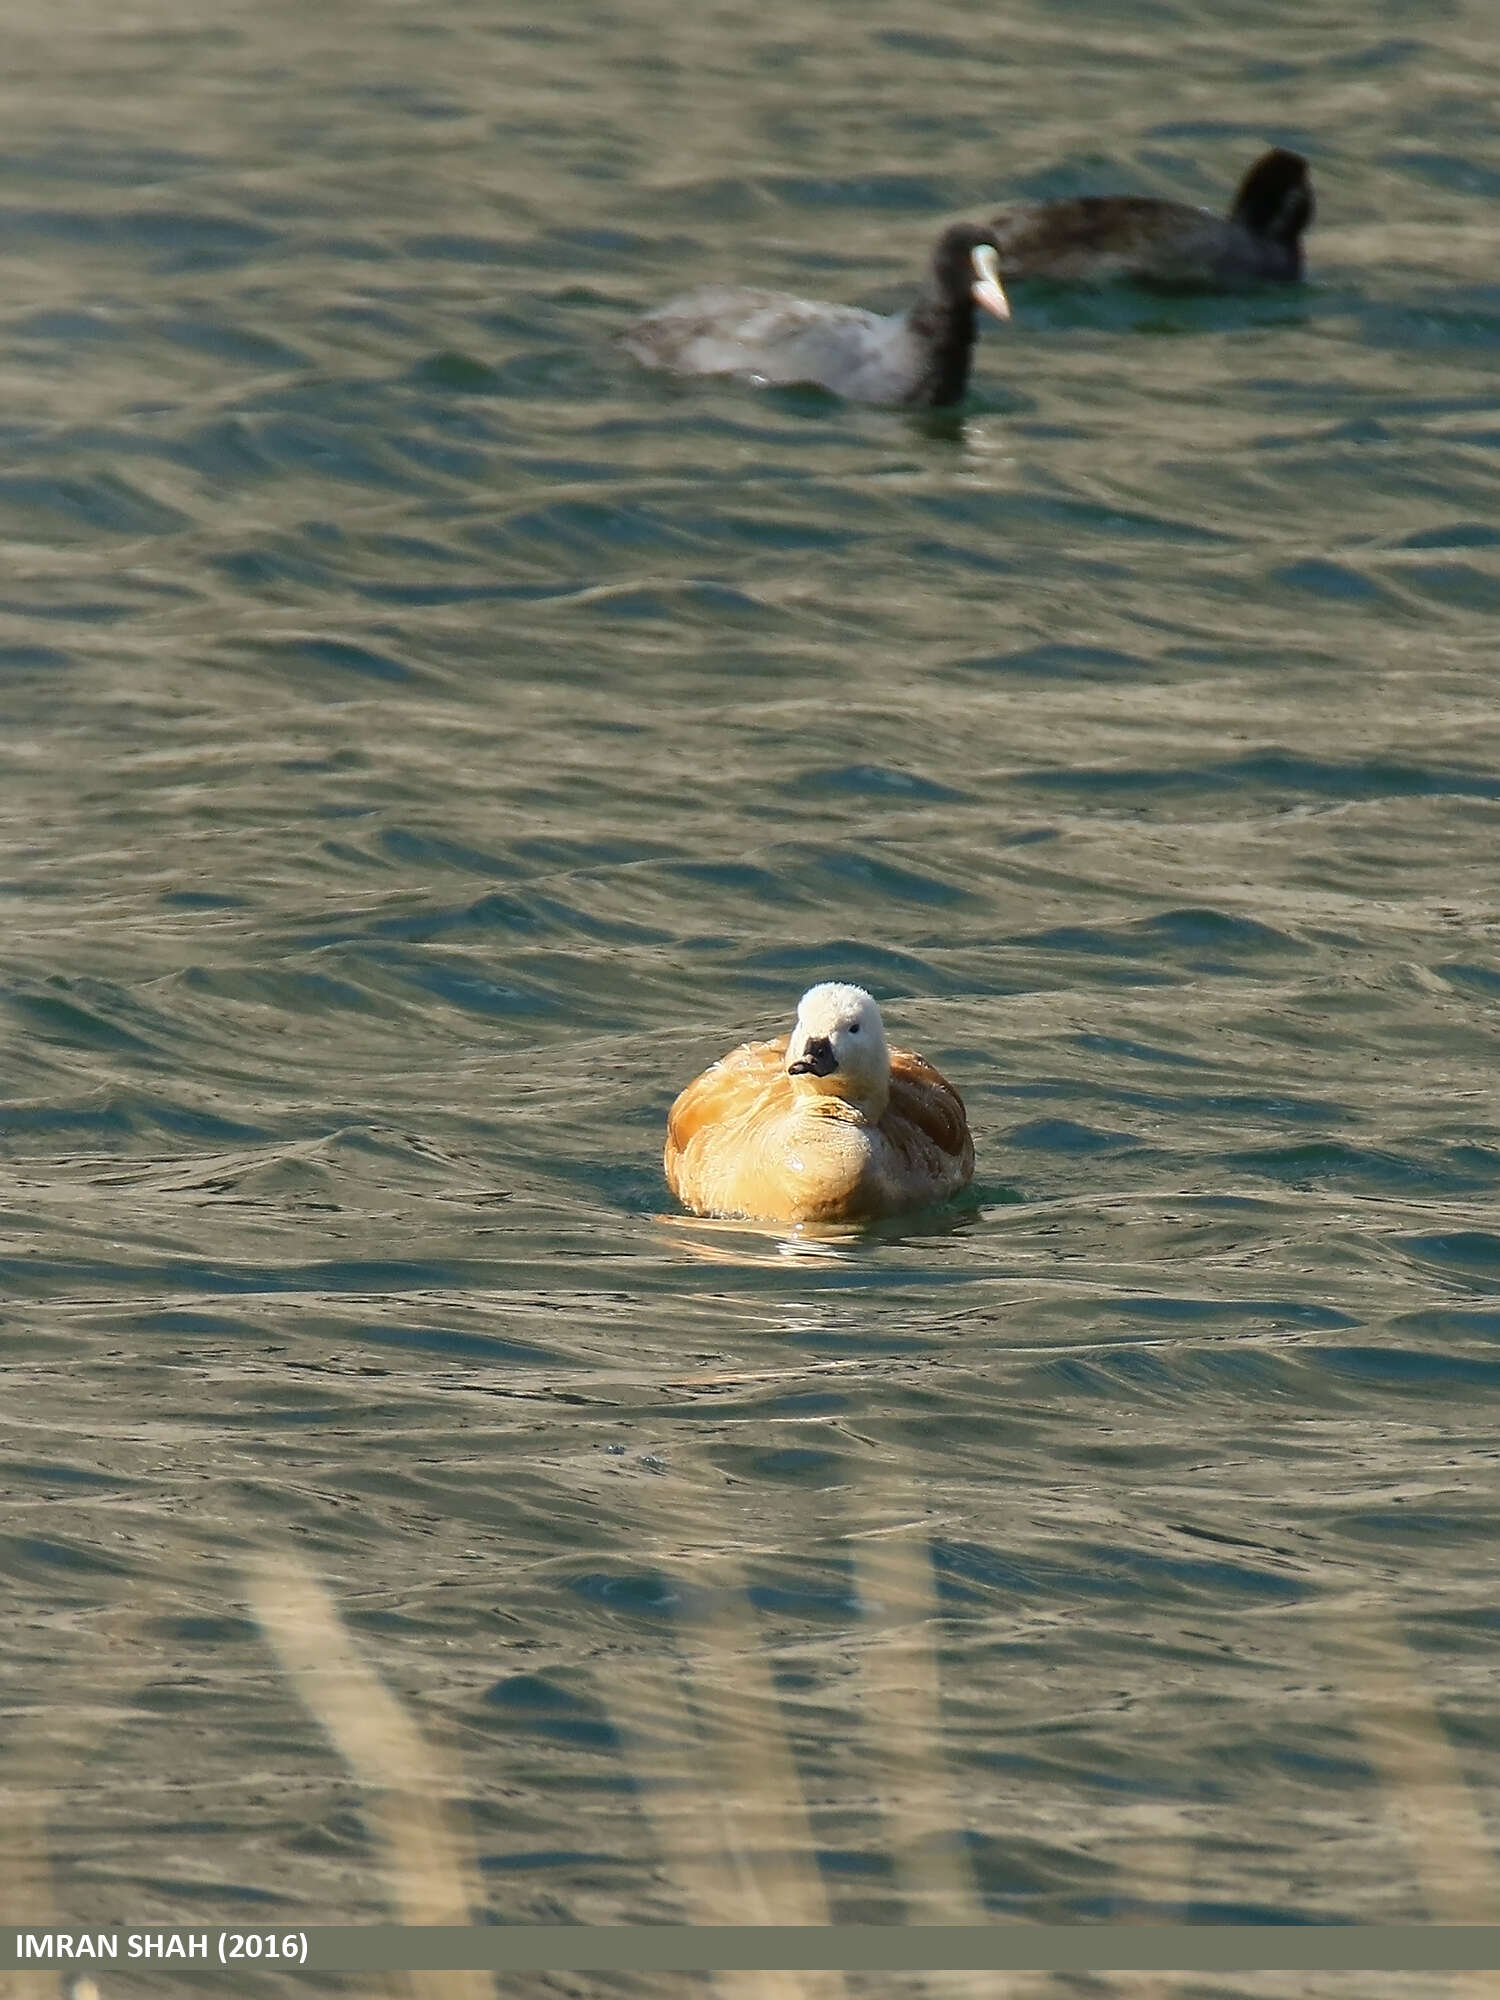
7,1927,1500,1973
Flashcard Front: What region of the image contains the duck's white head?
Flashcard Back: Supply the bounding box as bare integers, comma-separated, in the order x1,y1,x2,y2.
785,982,891,1119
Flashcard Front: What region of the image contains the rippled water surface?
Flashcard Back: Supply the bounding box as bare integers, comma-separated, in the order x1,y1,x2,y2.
6,0,1500,1988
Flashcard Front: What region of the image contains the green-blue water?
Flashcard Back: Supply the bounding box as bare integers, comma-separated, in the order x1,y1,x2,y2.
5,0,1500,1988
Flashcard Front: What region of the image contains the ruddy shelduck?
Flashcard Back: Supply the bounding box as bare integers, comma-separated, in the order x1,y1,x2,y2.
664,983,974,1225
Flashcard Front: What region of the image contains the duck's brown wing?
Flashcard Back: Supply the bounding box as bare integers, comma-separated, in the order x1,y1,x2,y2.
666,1034,791,1159
886,1045,972,1163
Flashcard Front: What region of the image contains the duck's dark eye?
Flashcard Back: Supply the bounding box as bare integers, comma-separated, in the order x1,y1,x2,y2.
848,1022,860,1035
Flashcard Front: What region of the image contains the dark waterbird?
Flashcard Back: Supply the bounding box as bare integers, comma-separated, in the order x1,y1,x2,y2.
620,221,1011,407
987,148,1314,287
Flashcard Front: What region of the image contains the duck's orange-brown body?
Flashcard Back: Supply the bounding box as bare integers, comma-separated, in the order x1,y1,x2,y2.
664,1031,973,1225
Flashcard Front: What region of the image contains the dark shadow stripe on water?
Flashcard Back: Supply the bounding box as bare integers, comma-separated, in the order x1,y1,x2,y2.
1019,750,1500,803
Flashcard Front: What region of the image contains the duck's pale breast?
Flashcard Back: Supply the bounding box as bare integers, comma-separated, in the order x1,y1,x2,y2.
664,1036,974,1223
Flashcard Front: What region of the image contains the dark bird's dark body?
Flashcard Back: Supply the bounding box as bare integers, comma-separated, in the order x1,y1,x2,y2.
987,148,1314,287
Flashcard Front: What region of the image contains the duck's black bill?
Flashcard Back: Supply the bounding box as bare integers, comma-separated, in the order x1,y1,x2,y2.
788,1037,837,1077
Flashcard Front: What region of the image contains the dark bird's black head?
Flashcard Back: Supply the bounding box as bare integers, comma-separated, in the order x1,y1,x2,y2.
904,222,1012,407
928,222,1012,319
1230,149,1315,270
